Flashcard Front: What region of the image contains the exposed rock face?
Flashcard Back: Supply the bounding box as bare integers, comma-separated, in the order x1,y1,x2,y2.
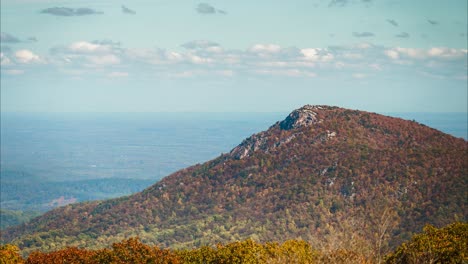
229,132,270,160
279,105,325,130
229,105,335,159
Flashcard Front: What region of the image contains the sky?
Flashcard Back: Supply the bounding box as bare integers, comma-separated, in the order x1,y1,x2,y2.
1,0,467,113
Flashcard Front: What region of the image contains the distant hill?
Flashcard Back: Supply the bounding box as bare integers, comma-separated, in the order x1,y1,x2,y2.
0,210,41,230
0,170,153,216
2,105,466,256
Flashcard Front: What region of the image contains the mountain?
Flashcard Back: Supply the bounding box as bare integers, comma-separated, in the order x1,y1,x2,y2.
1,105,466,256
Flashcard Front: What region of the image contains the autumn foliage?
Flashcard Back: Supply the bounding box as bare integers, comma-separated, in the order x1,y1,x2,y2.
20,238,180,264
3,238,317,264
385,222,468,264
2,106,466,259
0,244,24,264
1,223,466,263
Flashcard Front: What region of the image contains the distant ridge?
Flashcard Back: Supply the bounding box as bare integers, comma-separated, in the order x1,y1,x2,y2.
2,105,467,256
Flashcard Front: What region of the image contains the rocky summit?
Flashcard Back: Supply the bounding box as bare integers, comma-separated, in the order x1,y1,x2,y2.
278,105,329,130
2,105,466,256
230,105,335,159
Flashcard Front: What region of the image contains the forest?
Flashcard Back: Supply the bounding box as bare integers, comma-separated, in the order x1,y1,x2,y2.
2,106,466,258
1,222,466,264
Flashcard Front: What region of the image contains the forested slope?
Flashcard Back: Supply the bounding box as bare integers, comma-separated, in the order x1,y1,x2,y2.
2,105,466,258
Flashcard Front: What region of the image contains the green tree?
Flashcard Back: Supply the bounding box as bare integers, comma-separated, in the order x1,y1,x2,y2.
385,222,468,264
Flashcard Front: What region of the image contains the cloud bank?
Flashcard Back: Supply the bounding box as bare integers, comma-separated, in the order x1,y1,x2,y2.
15,49,41,63
196,3,226,14
40,7,103,16
122,5,136,15
395,32,410,38
1,32,21,43
353,32,375,38
386,19,398,27
3,39,466,82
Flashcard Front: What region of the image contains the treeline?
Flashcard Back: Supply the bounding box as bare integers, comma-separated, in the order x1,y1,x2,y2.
1,222,466,264
0,210,41,230
1,169,153,213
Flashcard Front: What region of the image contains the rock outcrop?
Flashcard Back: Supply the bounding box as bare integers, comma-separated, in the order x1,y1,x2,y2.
278,105,329,130
229,105,335,159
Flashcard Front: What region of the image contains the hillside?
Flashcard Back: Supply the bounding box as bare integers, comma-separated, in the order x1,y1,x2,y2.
1,105,467,257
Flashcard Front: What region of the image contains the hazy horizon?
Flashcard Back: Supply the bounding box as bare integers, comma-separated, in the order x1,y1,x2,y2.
2,111,466,184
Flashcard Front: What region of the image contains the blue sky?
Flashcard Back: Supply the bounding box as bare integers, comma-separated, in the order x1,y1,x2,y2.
1,0,467,112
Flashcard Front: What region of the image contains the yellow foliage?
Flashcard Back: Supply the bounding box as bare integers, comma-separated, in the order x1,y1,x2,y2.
0,244,24,264
385,222,468,264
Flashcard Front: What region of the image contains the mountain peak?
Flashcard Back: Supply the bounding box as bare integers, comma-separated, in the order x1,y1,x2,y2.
279,105,337,130
229,105,338,159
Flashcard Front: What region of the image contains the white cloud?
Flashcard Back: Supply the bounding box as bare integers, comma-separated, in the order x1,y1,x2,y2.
427,47,467,59
427,48,445,57
69,41,110,53
48,41,122,67
1,52,12,65
301,48,319,60
249,44,282,53
384,49,400,59
385,47,467,60
301,48,334,62
167,51,184,62
395,48,427,59
14,49,41,63
37,40,466,82
188,54,213,64
126,48,184,65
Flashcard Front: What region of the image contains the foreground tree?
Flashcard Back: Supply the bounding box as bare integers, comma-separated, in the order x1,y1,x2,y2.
0,244,24,264
24,238,180,264
385,222,467,264
3,223,465,264
26,247,96,264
